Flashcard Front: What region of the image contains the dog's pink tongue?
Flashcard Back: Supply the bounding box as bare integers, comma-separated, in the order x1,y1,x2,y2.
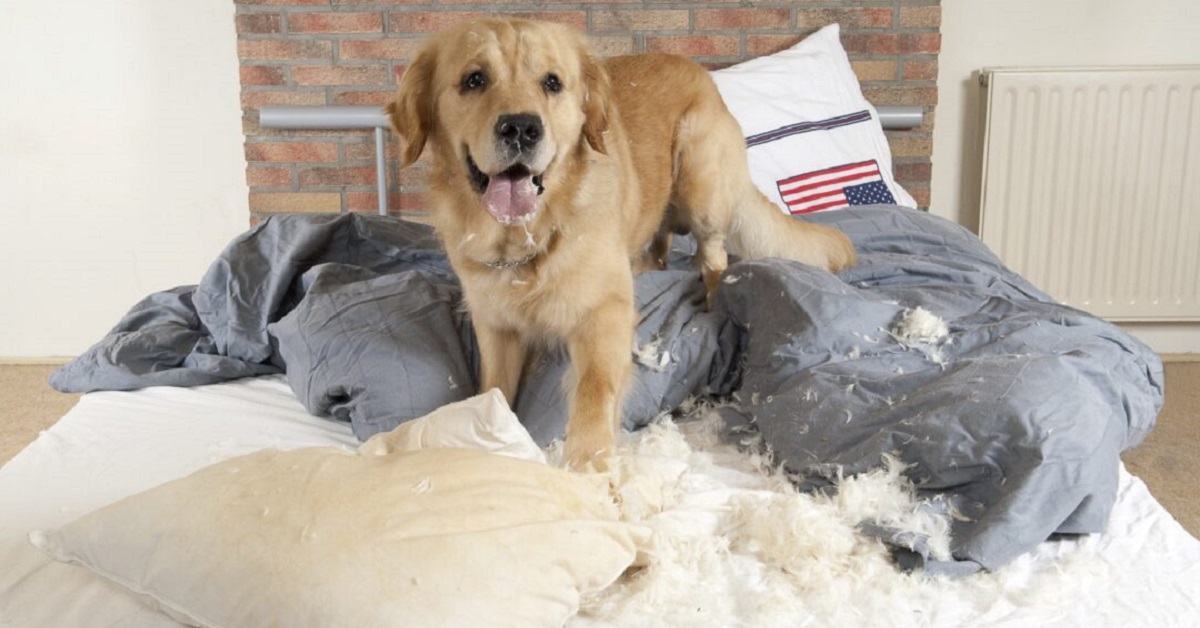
483,172,538,224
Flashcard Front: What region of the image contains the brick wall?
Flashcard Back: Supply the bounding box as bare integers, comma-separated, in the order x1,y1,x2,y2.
235,1,940,222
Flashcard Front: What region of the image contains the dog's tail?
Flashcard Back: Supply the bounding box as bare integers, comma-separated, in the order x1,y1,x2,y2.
727,189,857,272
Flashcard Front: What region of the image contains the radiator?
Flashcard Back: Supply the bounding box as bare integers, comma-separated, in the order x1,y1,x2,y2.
978,66,1200,322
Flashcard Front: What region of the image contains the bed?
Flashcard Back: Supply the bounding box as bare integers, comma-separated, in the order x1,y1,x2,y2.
3,23,1198,627
3,365,1198,626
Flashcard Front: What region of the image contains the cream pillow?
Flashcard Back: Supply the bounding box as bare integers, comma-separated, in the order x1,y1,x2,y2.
359,388,546,464
31,406,648,627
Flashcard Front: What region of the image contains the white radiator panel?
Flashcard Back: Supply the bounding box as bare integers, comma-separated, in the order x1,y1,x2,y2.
978,66,1200,321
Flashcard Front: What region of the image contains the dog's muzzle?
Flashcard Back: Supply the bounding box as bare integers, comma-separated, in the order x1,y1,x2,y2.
495,113,543,154
468,113,548,225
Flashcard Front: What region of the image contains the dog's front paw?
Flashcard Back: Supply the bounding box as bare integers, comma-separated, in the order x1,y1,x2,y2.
562,427,615,473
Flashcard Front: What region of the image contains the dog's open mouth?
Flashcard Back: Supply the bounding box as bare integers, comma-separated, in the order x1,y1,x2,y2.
467,156,545,225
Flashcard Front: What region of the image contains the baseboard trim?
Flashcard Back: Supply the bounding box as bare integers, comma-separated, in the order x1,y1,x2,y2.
0,357,73,366
1117,323,1200,356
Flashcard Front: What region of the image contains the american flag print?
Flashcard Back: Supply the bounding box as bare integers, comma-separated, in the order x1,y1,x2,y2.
776,159,896,214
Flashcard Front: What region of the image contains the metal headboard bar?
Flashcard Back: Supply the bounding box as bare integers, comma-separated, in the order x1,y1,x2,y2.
259,106,392,216
876,106,924,131
258,104,924,216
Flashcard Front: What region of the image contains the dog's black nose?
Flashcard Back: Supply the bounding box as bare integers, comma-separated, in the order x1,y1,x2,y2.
496,113,543,151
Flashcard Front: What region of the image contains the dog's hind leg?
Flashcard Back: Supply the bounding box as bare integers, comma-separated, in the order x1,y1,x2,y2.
672,107,736,307
678,214,729,309
635,221,673,273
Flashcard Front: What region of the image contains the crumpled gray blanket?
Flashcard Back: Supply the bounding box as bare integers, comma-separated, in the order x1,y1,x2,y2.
51,206,1163,574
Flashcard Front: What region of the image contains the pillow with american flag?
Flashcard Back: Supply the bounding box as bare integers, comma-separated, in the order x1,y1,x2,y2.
710,24,917,215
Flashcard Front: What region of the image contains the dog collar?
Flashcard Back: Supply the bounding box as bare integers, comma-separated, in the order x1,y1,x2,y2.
484,251,537,270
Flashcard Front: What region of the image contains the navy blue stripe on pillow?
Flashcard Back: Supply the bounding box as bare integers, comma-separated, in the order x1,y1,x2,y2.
744,110,873,147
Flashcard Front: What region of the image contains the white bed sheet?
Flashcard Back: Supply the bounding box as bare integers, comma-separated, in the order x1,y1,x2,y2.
1,376,1197,627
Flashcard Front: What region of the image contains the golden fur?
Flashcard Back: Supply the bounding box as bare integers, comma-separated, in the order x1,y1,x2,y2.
387,17,855,470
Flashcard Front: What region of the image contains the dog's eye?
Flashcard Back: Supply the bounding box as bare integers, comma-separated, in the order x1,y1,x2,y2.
542,73,563,94
461,70,488,92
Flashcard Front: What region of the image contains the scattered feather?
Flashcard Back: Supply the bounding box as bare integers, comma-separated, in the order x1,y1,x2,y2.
633,337,671,372
891,307,949,345
568,401,1113,628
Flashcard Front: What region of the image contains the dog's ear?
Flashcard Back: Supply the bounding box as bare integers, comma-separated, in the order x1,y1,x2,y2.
580,51,611,155
387,48,436,168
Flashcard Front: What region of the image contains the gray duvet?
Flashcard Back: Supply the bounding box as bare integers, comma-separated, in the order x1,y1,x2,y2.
51,206,1163,573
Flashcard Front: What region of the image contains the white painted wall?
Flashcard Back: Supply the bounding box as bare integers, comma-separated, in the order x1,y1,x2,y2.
932,0,1200,229
0,1,248,358
932,0,1200,354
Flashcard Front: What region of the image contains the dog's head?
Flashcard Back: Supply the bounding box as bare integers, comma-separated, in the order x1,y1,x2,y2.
387,18,610,225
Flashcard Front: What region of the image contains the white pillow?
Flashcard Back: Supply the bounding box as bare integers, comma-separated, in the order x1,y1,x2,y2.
711,23,916,214
30,394,649,628
359,388,546,464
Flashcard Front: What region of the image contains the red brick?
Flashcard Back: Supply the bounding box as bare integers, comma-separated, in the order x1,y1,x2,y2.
509,11,587,29
298,166,379,186
862,85,938,107
899,6,941,29
588,36,636,56
238,39,332,61
851,60,898,83
396,160,428,186
236,13,282,34
241,90,328,108
347,191,426,213
645,35,738,57
245,141,340,163
904,186,931,208
885,134,933,158
334,0,426,4
903,59,939,82
901,33,941,54
339,38,423,61
245,167,293,187
841,33,895,55
914,108,936,133
291,65,389,86
845,33,941,55
288,12,382,34
893,161,932,183
694,8,790,31
242,116,262,136
344,141,384,162
332,89,399,106
240,65,286,86
388,11,484,33
236,0,327,4
250,192,341,213
592,9,689,32
797,8,893,30
745,34,805,57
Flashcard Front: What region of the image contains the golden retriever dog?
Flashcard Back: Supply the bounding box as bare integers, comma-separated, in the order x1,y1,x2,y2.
387,17,855,470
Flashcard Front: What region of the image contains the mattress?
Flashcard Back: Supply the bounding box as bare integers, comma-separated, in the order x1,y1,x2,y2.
2,376,1198,626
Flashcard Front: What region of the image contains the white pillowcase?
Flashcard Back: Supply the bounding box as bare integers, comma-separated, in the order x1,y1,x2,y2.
711,23,916,215
31,392,649,628
359,388,547,463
